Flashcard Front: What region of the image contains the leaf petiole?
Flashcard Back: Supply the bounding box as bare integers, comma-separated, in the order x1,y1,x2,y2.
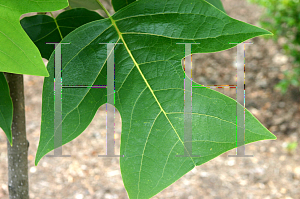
96,0,111,18
50,12,63,40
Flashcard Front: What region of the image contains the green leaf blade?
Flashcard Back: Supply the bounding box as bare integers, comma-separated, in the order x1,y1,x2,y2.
4,0,68,13
0,0,69,76
205,0,226,13
0,72,13,145
35,18,115,165
112,0,136,12
68,0,102,10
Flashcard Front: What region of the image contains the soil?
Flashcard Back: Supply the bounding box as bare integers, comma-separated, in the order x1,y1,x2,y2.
0,0,299,198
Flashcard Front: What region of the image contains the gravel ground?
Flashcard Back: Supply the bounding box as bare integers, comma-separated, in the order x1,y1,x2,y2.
0,0,300,198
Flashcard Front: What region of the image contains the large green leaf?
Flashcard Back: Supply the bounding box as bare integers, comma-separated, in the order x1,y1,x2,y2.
112,0,136,12
36,0,276,198
0,72,13,146
21,8,103,60
111,0,226,12
205,0,226,13
0,0,68,76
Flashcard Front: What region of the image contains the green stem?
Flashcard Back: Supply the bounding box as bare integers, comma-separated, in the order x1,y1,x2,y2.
50,12,63,40
96,0,111,18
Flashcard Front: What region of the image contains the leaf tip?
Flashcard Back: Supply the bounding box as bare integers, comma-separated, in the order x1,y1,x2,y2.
264,29,274,36
42,70,50,77
270,133,277,140
34,157,40,166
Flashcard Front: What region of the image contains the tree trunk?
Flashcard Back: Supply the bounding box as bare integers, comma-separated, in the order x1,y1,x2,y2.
5,73,29,199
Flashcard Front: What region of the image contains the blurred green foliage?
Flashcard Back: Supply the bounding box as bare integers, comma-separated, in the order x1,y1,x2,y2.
284,141,298,153
248,0,300,94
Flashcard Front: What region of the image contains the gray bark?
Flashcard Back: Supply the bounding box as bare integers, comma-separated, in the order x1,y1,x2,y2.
5,73,29,199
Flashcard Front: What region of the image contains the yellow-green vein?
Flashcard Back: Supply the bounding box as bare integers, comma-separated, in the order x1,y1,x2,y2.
50,12,63,40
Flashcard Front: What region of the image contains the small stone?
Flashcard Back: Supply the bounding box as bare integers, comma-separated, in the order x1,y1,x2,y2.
280,188,287,194
75,194,83,199
226,159,235,166
279,156,286,161
270,147,276,153
294,167,300,179
29,167,36,173
273,53,289,65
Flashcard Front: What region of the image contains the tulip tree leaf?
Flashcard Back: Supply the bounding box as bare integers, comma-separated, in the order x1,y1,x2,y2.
111,0,225,13
205,0,226,13
36,0,276,198
0,72,13,146
112,0,136,12
21,8,103,60
0,0,68,76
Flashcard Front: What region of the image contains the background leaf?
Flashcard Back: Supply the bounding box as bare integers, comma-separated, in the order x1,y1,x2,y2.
21,8,103,60
0,72,13,145
205,0,226,13
35,0,275,198
0,0,68,76
112,0,136,12
68,0,102,10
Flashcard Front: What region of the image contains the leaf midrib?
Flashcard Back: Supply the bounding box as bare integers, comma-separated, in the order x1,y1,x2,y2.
108,13,197,196
110,16,188,147
109,16,191,150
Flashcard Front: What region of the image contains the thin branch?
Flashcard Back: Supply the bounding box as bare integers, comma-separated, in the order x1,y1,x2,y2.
5,73,29,199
